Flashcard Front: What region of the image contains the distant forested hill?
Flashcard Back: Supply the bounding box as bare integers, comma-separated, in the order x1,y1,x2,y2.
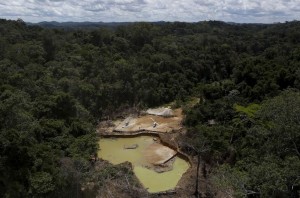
26,21,169,29
0,18,300,197
27,21,133,29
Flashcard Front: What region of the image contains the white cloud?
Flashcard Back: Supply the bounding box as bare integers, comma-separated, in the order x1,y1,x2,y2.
0,0,299,23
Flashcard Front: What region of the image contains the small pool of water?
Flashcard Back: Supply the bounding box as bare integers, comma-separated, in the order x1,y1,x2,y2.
98,136,190,193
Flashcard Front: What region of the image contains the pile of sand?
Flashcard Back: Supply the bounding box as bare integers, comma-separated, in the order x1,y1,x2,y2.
146,107,174,117
143,143,177,165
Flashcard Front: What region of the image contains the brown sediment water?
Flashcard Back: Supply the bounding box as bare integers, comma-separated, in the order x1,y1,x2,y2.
98,136,154,166
98,135,190,193
133,157,189,193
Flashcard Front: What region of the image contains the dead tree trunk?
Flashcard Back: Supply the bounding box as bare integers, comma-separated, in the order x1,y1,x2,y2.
194,153,201,198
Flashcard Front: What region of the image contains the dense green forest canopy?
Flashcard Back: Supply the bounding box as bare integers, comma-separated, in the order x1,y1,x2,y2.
0,18,300,197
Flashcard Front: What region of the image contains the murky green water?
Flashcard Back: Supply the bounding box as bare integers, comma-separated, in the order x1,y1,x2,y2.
98,136,190,193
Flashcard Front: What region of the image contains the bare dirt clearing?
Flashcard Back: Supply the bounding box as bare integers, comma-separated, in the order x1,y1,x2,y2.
96,104,212,196
113,108,183,133
144,143,177,165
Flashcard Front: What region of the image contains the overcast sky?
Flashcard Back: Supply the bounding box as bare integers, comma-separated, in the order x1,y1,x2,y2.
0,0,299,23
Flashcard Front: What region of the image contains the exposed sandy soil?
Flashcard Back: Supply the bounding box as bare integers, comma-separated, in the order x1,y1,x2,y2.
113,108,183,133
146,107,174,116
96,105,217,197
143,143,177,165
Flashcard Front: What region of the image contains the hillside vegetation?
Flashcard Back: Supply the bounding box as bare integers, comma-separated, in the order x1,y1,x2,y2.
0,19,300,197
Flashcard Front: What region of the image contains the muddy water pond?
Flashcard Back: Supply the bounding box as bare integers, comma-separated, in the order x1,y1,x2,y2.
98,135,190,193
